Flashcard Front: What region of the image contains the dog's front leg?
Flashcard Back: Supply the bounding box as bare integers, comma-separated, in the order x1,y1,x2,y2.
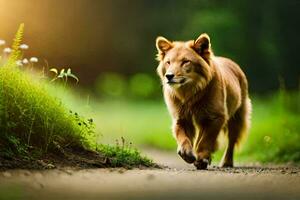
173,118,196,164
194,116,225,169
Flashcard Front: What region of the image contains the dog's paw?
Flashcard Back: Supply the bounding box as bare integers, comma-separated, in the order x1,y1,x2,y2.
194,151,212,170
177,142,195,164
194,158,211,170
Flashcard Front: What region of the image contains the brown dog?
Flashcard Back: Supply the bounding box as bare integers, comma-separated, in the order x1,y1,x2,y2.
155,33,251,169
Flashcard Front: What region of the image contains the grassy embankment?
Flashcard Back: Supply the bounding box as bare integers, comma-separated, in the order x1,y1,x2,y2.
0,24,154,169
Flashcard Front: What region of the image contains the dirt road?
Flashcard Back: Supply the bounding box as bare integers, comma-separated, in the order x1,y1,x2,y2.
1,150,300,200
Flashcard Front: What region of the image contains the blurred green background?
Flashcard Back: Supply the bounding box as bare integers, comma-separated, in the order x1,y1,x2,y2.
0,0,299,163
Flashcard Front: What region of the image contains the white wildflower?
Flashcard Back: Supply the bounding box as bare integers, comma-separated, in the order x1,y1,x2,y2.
30,57,38,63
22,58,29,64
0,40,5,46
3,47,12,53
19,44,29,50
16,60,23,66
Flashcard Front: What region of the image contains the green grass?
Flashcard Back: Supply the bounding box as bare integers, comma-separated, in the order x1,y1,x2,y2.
0,65,154,167
0,66,89,156
0,25,154,168
97,142,154,168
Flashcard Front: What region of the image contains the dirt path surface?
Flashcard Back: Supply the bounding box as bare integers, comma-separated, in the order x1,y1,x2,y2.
1,150,300,200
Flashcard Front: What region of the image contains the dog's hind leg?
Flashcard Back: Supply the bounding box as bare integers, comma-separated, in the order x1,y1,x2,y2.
220,98,251,167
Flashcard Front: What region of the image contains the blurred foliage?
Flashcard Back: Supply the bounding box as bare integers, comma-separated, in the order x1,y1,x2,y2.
129,73,156,98
95,72,160,99
95,73,126,97
1,0,299,93
240,90,300,163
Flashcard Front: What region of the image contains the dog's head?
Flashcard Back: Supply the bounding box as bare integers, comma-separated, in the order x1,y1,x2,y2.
156,33,214,94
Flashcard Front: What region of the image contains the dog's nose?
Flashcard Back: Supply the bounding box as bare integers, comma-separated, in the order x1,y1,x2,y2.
165,74,174,81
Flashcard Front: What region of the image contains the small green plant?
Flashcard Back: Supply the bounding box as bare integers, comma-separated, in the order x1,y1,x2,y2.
50,68,79,83
5,23,24,67
71,110,96,148
97,137,154,168
2,135,29,158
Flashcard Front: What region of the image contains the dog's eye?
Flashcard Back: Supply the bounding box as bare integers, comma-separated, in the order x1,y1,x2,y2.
166,61,170,65
182,60,190,66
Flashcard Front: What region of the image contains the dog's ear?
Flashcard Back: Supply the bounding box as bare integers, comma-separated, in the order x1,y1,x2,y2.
156,36,172,52
193,33,212,61
156,36,173,60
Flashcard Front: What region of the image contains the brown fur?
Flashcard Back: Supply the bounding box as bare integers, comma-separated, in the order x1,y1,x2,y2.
155,33,251,169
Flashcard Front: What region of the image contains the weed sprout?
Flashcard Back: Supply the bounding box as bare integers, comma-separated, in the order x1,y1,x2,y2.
50,68,79,84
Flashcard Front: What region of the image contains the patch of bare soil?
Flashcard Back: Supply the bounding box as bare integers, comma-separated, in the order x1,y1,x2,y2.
0,146,112,170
